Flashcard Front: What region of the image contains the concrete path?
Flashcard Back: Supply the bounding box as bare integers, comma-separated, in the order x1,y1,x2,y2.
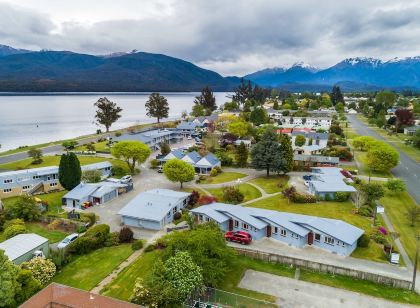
239,270,411,308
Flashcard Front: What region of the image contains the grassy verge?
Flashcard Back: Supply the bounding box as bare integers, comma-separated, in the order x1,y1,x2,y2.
2,190,67,215
353,151,393,178
26,222,69,243
53,245,133,291
200,172,247,184
206,183,262,203
248,175,289,194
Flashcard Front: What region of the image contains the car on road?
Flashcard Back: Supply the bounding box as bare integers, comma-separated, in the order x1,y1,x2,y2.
225,231,252,245
57,233,79,249
120,175,133,183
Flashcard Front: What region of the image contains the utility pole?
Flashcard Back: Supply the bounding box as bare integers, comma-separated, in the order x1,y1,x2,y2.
412,235,420,292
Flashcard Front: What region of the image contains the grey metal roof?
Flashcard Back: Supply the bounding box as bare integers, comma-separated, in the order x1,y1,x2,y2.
292,131,329,140
309,167,357,193
163,149,184,160
118,189,190,222
0,233,48,261
177,121,198,130
80,161,112,171
184,151,202,163
63,181,125,200
195,153,220,168
294,154,339,164
191,203,363,244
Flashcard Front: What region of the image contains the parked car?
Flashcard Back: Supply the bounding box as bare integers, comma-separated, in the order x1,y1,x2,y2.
157,166,163,173
120,175,133,184
57,233,79,249
225,231,252,245
187,136,192,140
303,175,312,181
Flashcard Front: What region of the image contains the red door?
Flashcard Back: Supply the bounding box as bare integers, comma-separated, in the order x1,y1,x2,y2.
228,219,233,231
307,232,314,245
266,226,272,237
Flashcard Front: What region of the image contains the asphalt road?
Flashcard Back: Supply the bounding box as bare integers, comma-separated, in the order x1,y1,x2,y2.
347,114,420,204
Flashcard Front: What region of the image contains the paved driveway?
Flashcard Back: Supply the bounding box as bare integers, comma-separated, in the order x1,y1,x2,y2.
239,270,410,308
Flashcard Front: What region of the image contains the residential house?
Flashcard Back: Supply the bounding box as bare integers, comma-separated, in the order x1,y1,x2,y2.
191,203,364,256
234,139,252,148
177,121,199,136
160,150,221,174
116,128,183,151
308,167,357,199
292,132,329,155
118,189,191,230
0,161,112,199
0,233,49,264
294,154,339,170
403,125,420,136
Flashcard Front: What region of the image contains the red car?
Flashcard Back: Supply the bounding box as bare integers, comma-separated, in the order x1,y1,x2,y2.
225,231,252,245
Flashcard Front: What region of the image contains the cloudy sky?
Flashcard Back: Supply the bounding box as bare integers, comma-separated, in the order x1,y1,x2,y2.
1,0,420,75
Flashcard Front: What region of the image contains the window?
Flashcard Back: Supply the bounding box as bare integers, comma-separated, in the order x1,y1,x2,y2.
199,215,203,222
205,217,210,222
234,220,239,227
324,236,335,245
22,185,31,190
53,174,57,179
273,227,278,234
33,175,40,180
167,211,171,218
172,206,177,214
315,233,321,242
242,223,249,230
3,179,13,184
3,188,12,193
280,229,287,237
50,183,58,187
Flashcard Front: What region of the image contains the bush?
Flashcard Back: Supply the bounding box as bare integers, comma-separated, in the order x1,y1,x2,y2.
105,232,120,247
222,186,244,204
3,218,25,229
5,195,41,221
150,159,159,169
21,257,56,285
358,205,373,217
3,223,26,239
132,240,144,251
112,165,127,177
215,151,233,166
144,244,156,252
370,231,388,245
68,224,110,254
198,195,218,205
118,227,134,243
188,190,200,206
115,132,122,137
173,212,182,220
210,169,218,177
335,192,349,202
358,234,370,248
291,192,316,203
324,193,332,201
213,166,222,174
80,212,96,227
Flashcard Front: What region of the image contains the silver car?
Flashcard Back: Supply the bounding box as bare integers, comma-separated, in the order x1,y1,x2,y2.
57,233,79,249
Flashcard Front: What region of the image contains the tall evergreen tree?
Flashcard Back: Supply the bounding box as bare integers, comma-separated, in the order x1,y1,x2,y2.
94,97,123,132
279,134,294,174
193,87,216,115
145,93,169,123
232,78,253,105
250,108,268,126
330,86,344,106
59,153,82,190
251,128,283,176
235,142,249,167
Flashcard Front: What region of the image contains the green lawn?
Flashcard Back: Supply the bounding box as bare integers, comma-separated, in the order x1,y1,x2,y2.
2,190,67,215
26,222,69,243
200,171,247,184
53,245,133,291
101,250,161,300
75,141,110,153
353,151,393,178
249,175,289,194
206,183,262,203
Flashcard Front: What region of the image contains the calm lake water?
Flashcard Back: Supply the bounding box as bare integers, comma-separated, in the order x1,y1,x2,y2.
0,92,230,151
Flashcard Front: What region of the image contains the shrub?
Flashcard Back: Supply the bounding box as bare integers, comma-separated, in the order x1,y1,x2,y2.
144,244,156,252
291,192,316,203
173,212,182,220
3,223,27,239
115,132,122,137
198,195,218,205
210,169,218,177
188,190,200,206
118,227,134,243
21,257,56,285
335,192,349,202
112,165,126,177
358,234,370,248
222,186,244,204
105,232,120,247
358,205,373,217
5,195,41,221
3,218,25,229
324,193,332,201
80,212,96,227
370,231,388,245
81,170,102,183
150,159,159,169
282,186,296,200
378,226,388,236
132,240,144,251
68,224,110,254
213,166,222,174
215,151,233,166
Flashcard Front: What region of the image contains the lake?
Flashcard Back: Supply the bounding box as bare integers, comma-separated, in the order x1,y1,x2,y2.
0,92,230,151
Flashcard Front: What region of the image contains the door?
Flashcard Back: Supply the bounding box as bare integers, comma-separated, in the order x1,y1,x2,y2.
307,232,314,245
72,200,76,208
266,226,272,237
228,219,233,231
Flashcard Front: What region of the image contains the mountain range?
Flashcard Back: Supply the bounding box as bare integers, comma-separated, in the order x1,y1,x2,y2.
244,57,420,91
0,44,420,92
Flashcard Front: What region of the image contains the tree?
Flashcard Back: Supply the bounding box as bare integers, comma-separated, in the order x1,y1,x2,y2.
111,141,151,174
85,143,96,152
279,134,294,174
181,110,188,119
94,97,123,132
413,128,420,149
385,178,406,193
191,104,205,117
27,148,43,164
194,87,216,115
235,142,249,167
5,196,41,221
81,169,102,183
366,144,399,172
406,206,420,227
360,183,385,204
249,108,268,126
352,136,375,151
395,109,415,131
335,102,344,113
222,186,244,204
14,269,41,305
321,93,332,108
330,86,344,106
163,159,195,188
164,251,204,299
294,134,306,147
232,78,253,105
145,93,169,123
62,140,78,151
160,141,171,156
21,257,56,285
251,128,284,176
0,250,19,307
375,91,396,111
58,152,82,190
228,120,249,138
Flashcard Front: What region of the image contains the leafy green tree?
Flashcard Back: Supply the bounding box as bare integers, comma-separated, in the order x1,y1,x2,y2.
279,134,293,174
27,148,43,164
360,183,385,204
94,97,123,132
111,141,151,174
194,87,216,115
335,102,345,113
61,140,78,151
249,108,268,126
58,152,82,190
21,257,56,285
406,206,420,227
85,143,96,152
5,196,41,222
222,186,244,204
160,141,171,156
145,93,169,123
294,134,306,147
163,159,195,188
375,91,396,111
191,104,205,117
235,142,249,167
330,86,344,106
14,269,41,305
352,136,375,151
413,128,420,149
228,120,249,138
251,128,284,176
0,250,19,307
385,178,406,193
366,144,399,172
81,169,102,183
321,93,332,108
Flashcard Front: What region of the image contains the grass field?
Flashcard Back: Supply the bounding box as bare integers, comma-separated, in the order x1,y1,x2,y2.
353,151,393,178
26,222,69,243
53,245,133,291
75,141,110,153
248,175,289,194
200,171,247,184
206,183,262,203
2,190,67,215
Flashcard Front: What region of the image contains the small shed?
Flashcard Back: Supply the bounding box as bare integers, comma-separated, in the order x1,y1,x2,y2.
0,233,49,264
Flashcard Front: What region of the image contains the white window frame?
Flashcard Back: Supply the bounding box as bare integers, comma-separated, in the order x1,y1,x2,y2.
234,220,239,228
242,223,249,230
280,229,287,237
22,185,31,190
3,179,13,184
3,188,12,193
324,236,335,245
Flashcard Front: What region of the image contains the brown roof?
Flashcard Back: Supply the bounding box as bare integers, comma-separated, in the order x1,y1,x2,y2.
19,283,141,308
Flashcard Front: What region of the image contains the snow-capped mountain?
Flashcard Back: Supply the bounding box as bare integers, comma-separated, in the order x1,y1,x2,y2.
244,56,420,90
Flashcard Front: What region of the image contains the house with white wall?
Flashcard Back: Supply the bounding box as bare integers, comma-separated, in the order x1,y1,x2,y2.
308,167,357,199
